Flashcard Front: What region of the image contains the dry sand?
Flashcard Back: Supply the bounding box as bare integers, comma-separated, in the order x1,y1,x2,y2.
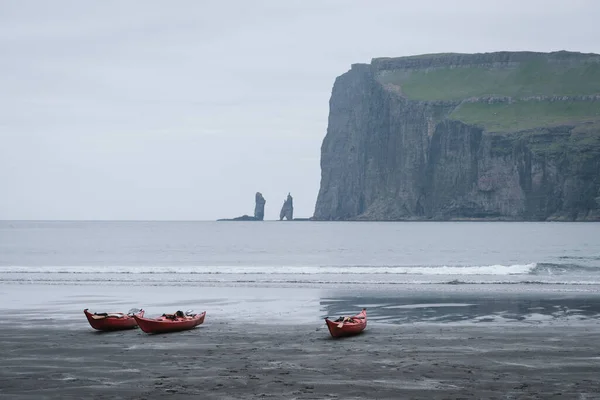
1,321,600,399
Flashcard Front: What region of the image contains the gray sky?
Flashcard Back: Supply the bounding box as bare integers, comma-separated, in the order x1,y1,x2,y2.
1,0,599,220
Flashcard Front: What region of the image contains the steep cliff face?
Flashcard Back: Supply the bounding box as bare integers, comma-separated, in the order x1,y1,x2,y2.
314,51,600,221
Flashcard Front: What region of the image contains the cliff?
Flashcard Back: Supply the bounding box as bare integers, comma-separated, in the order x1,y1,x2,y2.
314,51,600,221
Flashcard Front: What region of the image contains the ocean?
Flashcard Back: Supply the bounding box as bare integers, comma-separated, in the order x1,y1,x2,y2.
1,220,599,326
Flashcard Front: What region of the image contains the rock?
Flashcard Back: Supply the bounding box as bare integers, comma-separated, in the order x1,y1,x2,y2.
279,193,294,221
227,215,258,221
254,192,266,221
217,192,266,221
313,51,600,221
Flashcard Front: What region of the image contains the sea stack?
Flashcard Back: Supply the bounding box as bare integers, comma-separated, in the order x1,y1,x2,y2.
279,193,294,221
217,191,266,221
254,192,266,221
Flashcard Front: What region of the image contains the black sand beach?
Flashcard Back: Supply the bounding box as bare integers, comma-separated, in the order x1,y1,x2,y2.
2,221,600,399
2,321,600,399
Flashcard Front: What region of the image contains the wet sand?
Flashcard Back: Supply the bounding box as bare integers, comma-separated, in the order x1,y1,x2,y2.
2,321,600,399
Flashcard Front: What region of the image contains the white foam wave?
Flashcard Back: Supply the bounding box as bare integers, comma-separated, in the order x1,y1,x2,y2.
3,278,600,286
0,263,537,276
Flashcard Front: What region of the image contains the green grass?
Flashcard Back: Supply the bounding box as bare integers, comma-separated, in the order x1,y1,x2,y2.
527,128,600,158
568,125,600,152
487,120,600,159
376,60,600,101
449,100,600,132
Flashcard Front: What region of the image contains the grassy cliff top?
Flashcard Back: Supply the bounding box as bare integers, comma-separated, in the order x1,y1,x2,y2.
373,51,600,132
372,50,600,76
376,57,600,100
450,100,600,132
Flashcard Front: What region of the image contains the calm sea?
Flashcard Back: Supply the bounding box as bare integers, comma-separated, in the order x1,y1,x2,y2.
2,221,600,325
1,220,599,286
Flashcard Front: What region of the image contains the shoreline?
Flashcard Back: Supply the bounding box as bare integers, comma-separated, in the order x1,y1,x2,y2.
3,282,600,324
3,282,600,330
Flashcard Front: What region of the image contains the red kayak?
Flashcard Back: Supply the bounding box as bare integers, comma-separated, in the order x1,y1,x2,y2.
84,308,144,331
133,310,206,334
325,308,367,338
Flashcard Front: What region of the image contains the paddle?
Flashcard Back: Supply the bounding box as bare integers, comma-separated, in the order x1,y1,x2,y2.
337,317,349,328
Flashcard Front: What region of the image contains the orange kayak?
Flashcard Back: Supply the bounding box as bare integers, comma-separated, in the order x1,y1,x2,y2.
134,310,206,334
84,308,144,331
325,308,367,338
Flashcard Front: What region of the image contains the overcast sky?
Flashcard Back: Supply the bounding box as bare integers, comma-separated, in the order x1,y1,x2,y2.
1,0,599,220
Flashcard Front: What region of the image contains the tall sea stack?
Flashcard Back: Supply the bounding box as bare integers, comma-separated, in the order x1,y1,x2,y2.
217,191,266,221
254,192,266,221
314,51,600,221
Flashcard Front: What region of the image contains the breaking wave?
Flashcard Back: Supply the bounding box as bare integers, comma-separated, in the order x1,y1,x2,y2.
0,263,543,275
1,262,599,275
1,263,599,286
